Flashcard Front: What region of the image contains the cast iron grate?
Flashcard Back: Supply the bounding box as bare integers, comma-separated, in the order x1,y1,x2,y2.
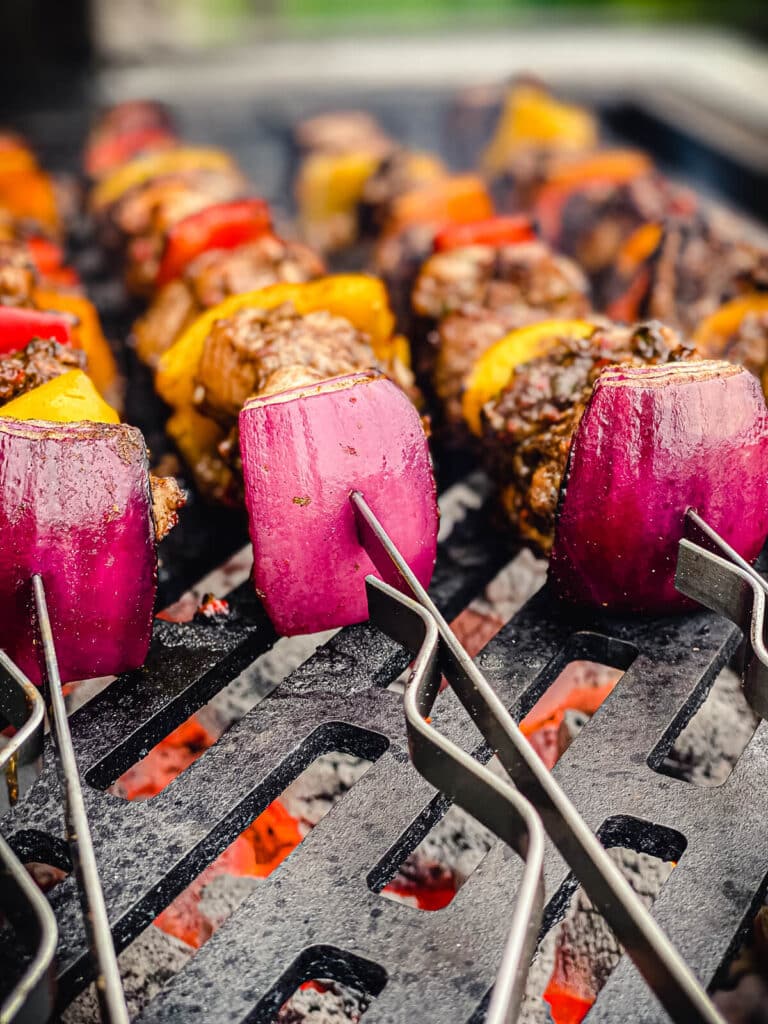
1,82,767,1023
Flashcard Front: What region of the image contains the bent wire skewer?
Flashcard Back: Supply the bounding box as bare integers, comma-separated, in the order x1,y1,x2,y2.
1,576,130,1024
0,646,56,1024
676,507,768,721
352,490,726,1024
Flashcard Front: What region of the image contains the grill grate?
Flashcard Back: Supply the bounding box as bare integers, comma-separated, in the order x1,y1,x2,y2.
1,81,768,1024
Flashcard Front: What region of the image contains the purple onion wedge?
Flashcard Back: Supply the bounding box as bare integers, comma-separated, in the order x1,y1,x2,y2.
239,371,438,635
549,360,768,614
0,418,157,683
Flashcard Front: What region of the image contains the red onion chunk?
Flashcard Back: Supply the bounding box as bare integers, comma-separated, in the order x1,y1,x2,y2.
0,418,156,683
239,371,438,635
550,360,768,614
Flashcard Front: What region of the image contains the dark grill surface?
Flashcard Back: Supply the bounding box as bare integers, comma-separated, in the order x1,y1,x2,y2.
1,82,768,1023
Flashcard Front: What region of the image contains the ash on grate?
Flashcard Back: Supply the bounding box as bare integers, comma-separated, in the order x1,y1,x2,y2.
659,666,759,787
276,979,371,1023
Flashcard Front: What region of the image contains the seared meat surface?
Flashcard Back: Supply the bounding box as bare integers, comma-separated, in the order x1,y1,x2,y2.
359,149,446,236
150,475,187,542
0,241,37,307
541,173,694,301
629,215,768,334
413,240,591,427
133,236,325,366
482,322,697,551
295,110,392,156
0,338,86,404
196,301,375,424
413,240,589,320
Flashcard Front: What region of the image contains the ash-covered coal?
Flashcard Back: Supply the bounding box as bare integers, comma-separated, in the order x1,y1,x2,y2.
276,979,370,1023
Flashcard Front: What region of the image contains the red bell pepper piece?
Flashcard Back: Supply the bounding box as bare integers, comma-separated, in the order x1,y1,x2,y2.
85,126,178,178
433,215,536,252
0,306,72,352
25,236,65,275
155,198,272,287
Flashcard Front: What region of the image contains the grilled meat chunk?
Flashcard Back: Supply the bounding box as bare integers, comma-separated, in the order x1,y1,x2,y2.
413,240,589,320
294,110,392,156
614,214,768,334
133,235,325,367
359,149,446,236
540,173,694,303
0,240,37,307
0,338,86,404
150,474,187,542
413,240,591,428
196,301,376,424
482,322,697,551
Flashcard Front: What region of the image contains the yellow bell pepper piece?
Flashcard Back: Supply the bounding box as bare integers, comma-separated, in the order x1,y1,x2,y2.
483,84,598,174
32,289,122,407
1,370,120,424
156,275,397,410
298,150,381,222
91,147,238,212
166,407,236,504
462,320,595,436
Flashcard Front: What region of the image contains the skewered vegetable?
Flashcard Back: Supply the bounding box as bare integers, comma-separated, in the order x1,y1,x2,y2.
239,370,438,634
550,360,768,613
0,417,158,683
155,198,272,286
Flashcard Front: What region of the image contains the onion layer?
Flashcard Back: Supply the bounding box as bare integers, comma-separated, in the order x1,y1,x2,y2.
0,418,157,682
239,371,438,635
549,360,768,614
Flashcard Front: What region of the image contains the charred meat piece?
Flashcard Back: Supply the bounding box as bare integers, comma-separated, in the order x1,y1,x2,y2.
0,337,86,405
413,240,589,320
413,241,591,428
611,213,768,335
133,235,325,367
482,322,696,551
150,474,187,542
358,148,446,237
294,110,392,156
541,173,693,302
0,240,37,307
195,301,376,424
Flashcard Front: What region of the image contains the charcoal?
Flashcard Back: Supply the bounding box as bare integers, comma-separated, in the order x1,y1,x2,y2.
60,925,194,1023
661,666,758,787
276,979,370,1023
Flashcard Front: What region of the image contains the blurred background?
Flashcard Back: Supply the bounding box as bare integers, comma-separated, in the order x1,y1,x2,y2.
1,0,766,77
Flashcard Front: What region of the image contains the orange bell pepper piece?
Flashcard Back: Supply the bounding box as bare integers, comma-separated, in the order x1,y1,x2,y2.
462,319,595,435
32,289,121,405
483,83,598,175
1,369,119,424
0,136,38,176
156,274,397,410
0,169,60,234
91,146,239,212
385,174,493,236
694,294,768,355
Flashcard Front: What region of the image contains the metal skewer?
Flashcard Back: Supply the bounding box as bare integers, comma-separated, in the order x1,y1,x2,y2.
0,653,57,1024
676,508,768,720
351,490,727,1024
31,575,129,1024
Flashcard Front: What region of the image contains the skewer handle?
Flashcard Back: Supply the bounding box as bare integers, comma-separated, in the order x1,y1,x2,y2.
32,575,129,1024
